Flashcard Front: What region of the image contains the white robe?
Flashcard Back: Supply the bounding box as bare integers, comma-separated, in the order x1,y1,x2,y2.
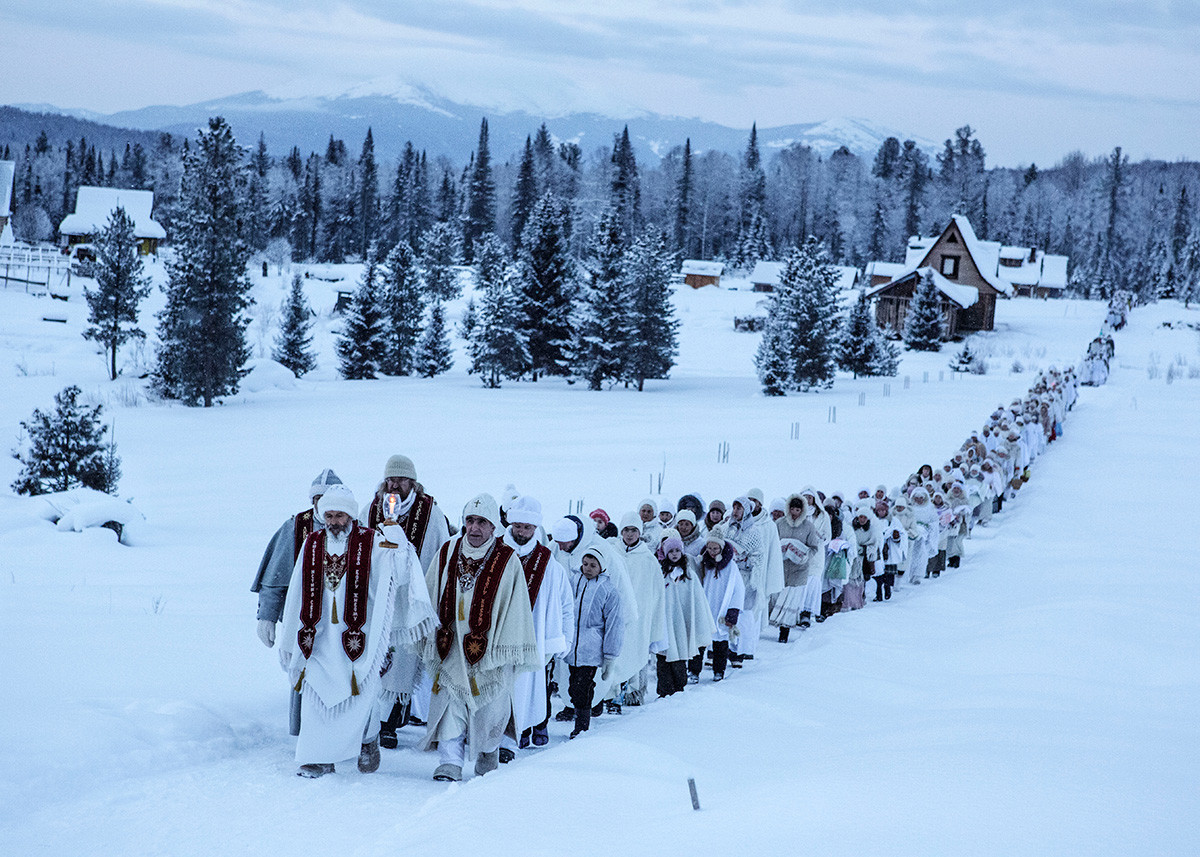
504,531,574,734
662,567,716,661
278,529,434,765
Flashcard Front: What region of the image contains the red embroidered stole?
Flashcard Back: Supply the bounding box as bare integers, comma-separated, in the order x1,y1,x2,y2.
368,492,436,553
521,543,552,606
434,539,515,666
292,508,314,561
297,526,373,662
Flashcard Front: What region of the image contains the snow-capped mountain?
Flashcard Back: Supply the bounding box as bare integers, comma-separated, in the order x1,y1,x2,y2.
11,86,935,164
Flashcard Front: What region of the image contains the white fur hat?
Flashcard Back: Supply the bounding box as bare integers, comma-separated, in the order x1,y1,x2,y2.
317,484,357,519
507,495,543,527
620,511,642,533
551,517,581,543
309,468,343,499
462,493,502,530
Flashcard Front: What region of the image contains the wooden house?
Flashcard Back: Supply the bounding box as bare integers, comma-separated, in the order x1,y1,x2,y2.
866,267,979,339
59,186,165,255
681,260,724,288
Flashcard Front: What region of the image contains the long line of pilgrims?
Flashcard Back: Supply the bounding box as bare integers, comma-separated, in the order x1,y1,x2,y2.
253,363,1081,779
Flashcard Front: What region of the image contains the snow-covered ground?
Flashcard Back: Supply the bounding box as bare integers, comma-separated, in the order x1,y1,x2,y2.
1,264,1197,855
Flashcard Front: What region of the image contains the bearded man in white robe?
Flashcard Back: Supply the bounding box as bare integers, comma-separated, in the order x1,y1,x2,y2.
420,494,539,782
278,485,436,778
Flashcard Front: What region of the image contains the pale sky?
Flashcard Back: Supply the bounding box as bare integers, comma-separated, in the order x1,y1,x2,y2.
3,0,1198,166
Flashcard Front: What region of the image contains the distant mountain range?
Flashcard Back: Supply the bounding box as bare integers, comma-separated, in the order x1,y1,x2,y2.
6,86,936,165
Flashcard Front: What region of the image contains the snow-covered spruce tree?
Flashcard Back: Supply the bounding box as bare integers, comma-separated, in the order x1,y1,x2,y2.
623,229,680,391
272,274,316,377
420,221,461,301
786,237,842,391
517,192,576,379
949,342,977,373
458,297,478,342
871,335,901,377
470,264,529,388
573,208,631,390
903,270,946,351
379,242,423,376
755,314,794,396
838,290,878,379
414,300,454,378
11,385,120,496
462,118,496,263
154,117,254,406
79,206,152,381
735,210,773,272
336,248,386,379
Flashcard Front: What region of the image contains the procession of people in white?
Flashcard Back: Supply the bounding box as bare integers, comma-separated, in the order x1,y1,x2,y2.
253,355,1092,781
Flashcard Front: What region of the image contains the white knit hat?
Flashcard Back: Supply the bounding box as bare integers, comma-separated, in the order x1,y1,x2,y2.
309,468,342,499
383,454,417,481
507,495,543,527
317,484,357,519
619,511,642,533
462,493,502,530
705,524,727,548
746,488,765,506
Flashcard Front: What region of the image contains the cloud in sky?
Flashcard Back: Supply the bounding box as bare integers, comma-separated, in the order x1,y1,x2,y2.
3,0,1199,164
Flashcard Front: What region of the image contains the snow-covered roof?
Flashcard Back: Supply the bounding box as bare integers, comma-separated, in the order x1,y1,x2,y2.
681,259,724,277
903,237,935,268
749,260,783,285
59,186,166,240
999,246,1028,261
1040,254,1068,289
865,265,978,309
865,261,906,280
834,265,859,290
0,160,14,218
951,215,1010,296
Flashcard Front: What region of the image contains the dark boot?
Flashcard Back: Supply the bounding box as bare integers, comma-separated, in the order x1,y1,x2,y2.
778,625,790,643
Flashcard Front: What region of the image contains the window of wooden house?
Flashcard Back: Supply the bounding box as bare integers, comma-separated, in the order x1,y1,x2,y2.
947,233,959,244
940,254,960,278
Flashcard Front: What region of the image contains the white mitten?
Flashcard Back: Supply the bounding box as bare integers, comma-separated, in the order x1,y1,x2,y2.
380,524,405,545
600,659,614,683
257,618,276,648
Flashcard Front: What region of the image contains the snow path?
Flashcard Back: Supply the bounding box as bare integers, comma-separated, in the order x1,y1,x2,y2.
2,299,1197,855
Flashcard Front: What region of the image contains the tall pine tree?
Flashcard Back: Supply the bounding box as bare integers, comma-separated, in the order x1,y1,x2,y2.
517,192,576,379
420,222,461,301
379,242,424,376
462,118,495,262
573,208,631,390
154,117,254,406
903,271,946,351
469,264,529,388
336,248,386,378
623,229,680,391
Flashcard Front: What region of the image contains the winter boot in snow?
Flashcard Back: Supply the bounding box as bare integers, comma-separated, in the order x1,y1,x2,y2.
358,738,380,773
297,763,335,778
498,747,516,764
475,750,499,776
555,707,575,722
433,763,462,782
605,700,622,715
778,625,791,643
532,724,549,746
799,611,812,629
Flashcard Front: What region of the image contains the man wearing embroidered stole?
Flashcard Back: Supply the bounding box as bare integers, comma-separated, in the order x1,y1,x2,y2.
252,469,342,735
361,454,451,744
278,485,436,778
420,494,539,782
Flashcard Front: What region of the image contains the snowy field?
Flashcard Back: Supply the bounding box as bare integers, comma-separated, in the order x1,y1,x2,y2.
1,265,1198,855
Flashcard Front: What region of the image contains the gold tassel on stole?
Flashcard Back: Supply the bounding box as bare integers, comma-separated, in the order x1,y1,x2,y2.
331,595,339,624
457,596,465,622
351,669,359,697
294,668,305,692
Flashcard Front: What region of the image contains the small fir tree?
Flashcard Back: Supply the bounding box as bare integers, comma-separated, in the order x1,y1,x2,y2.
458,297,478,342
336,250,386,379
379,242,424,376
517,192,576,379
903,271,946,351
80,207,152,381
272,274,316,377
949,342,978,373
11,386,120,495
755,316,793,396
838,290,881,379
787,238,842,391
414,300,454,378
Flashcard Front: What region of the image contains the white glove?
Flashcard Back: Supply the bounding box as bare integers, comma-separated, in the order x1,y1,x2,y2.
257,619,276,648
600,660,614,683
380,524,405,545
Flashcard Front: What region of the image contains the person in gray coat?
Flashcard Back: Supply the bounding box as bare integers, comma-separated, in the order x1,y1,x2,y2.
565,544,624,738
250,468,342,735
